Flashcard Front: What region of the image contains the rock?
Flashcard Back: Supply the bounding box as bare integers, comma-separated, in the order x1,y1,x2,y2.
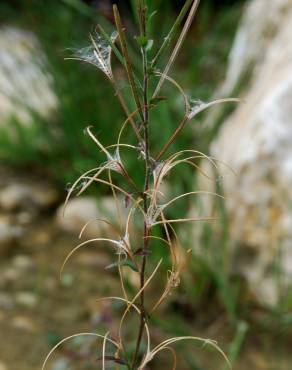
11,255,35,272
203,0,292,305
0,361,8,370
220,0,292,96
0,26,57,130
0,182,59,211
11,315,36,332
16,211,34,225
204,0,292,129
0,215,23,254
15,292,38,308
1,267,20,283
32,184,60,208
56,196,127,238
0,185,29,211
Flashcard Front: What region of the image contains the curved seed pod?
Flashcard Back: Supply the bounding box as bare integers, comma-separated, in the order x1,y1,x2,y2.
68,31,118,80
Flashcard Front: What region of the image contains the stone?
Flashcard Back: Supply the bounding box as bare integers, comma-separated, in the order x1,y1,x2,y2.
0,215,23,254
2,267,20,283
56,196,126,238
220,0,292,96
0,185,29,211
0,361,8,370
0,26,57,130
11,255,35,272
15,292,38,308
204,0,292,129
16,211,34,225
202,0,292,305
32,184,59,208
11,315,36,332
0,182,59,211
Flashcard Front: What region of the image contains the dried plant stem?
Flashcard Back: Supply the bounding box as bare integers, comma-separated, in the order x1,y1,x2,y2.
153,0,200,99
113,5,144,124
132,3,151,367
112,78,143,142
156,115,188,160
44,3,235,369
156,97,240,160
151,0,194,69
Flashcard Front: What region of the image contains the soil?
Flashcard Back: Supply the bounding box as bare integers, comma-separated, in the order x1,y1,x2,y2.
0,217,292,370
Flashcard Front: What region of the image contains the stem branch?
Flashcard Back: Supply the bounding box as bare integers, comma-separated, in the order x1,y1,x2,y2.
132,3,151,367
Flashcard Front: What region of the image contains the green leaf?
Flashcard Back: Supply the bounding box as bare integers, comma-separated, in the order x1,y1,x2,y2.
148,10,158,23
137,35,148,48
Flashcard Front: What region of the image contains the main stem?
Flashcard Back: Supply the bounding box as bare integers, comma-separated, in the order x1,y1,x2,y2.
132,5,150,367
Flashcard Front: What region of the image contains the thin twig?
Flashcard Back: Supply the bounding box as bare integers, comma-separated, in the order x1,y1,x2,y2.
113,5,144,123
153,0,200,99
132,2,152,367
151,0,194,69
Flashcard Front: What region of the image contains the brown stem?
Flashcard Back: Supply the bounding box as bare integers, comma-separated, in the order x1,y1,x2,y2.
111,78,143,143
113,5,144,123
132,4,151,367
156,115,188,160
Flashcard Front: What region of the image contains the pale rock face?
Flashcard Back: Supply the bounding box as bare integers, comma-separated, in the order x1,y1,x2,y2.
0,27,57,129
220,0,292,95
205,0,292,305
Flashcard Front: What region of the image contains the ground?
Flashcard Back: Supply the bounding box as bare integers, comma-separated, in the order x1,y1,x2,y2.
0,213,292,370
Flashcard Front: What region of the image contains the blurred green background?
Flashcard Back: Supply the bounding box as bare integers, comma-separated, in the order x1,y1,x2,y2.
0,0,243,185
